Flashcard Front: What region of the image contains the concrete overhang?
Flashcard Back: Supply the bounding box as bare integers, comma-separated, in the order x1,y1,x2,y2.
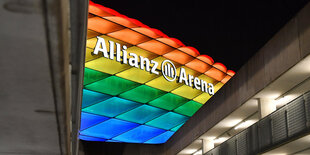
167,2,310,155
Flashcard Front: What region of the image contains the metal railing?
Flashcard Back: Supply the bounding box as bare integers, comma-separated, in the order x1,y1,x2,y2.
205,91,310,155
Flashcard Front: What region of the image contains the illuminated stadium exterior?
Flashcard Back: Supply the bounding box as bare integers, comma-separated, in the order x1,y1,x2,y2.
1,0,310,155
79,1,235,144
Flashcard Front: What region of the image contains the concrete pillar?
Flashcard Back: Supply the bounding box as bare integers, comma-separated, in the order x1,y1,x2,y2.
258,98,276,118
202,138,214,154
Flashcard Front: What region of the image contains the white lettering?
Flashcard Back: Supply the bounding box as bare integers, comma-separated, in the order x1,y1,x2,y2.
194,77,201,90
208,83,214,95
178,68,188,85
151,60,159,75
201,80,208,92
139,56,150,71
129,53,139,68
188,74,194,87
122,45,128,64
115,43,121,62
108,40,114,60
93,36,108,58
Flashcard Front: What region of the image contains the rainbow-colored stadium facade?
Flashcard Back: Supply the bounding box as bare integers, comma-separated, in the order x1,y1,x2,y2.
79,1,235,144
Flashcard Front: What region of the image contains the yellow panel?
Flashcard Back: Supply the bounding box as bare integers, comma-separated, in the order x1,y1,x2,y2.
87,30,102,39
192,82,224,104
85,57,130,75
126,46,159,60
193,92,212,104
116,67,160,84
171,85,203,99
85,47,101,62
86,34,132,49
198,74,218,85
150,57,182,70
214,82,224,93
146,76,183,92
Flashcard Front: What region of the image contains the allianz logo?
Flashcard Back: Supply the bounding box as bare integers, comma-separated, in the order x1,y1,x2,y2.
92,36,214,96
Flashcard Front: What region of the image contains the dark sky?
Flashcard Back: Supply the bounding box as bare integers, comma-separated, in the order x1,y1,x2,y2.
92,0,309,71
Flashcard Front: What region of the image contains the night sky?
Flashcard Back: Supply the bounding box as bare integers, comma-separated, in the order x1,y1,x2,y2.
92,0,309,71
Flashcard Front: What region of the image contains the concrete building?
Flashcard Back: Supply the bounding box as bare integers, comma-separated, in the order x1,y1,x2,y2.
1,0,310,155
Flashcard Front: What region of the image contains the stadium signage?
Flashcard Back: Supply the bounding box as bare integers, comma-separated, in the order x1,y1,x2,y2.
92,36,214,96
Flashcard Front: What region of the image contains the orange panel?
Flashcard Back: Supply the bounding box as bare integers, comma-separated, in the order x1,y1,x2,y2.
213,62,227,73
104,17,138,28
88,17,124,34
89,5,112,17
227,70,235,76
178,47,200,57
107,28,151,45
131,27,161,38
163,50,194,64
88,13,95,18
185,59,212,73
221,75,232,84
87,30,102,39
137,40,174,55
197,55,214,65
204,67,226,81
157,38,181,48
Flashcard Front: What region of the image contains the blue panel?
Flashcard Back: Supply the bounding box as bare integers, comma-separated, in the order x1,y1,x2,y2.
145,131,175,144
79,135,106,142
146,112,189,130
82,97,141,117
116,105,167,124
82,89,112,108
171,123,184,132
106,140,121,143
80,112,109,130
112,125,166,143
80,119,139,139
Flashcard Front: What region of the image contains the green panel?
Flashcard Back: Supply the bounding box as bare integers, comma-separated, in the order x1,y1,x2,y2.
84,68,110,85
116,105,167,124
146,112,188,130
119,85,166,103
174,101,203,117
170,123,184,132
148,93,189,110
85,76,140,96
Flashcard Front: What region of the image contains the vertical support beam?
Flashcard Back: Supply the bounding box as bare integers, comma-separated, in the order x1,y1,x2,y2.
258,98,276,119
202,138,214,154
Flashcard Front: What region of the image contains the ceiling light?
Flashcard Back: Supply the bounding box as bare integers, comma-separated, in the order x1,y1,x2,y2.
214,137,229,143
234,120,256,130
